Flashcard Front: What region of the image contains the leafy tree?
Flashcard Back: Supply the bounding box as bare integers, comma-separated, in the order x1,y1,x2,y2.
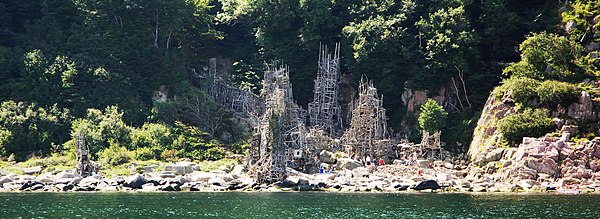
503,32,585,81
418,99,448,133
0,101,72,160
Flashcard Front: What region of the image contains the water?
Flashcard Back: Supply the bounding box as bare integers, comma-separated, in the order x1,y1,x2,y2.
0,192,599,218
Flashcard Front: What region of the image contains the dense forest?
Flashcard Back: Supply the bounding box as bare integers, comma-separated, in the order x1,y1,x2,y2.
0,0,598,166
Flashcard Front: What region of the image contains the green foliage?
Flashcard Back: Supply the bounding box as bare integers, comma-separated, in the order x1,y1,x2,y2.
561,0,600,43
97,141,134,166
503,32,585,81
160,149,181,162
498,108,555,145
134,147,155,161
197,158,239,172
418,99,448,133
70,106,131,156
495,77,540,104
536,80,580,106
20,153,76,173
0,101,72,160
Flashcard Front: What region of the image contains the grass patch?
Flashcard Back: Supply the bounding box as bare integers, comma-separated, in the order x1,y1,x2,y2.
198,158,239,172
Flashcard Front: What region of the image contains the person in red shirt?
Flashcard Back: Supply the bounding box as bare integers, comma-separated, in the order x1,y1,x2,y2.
379,158,384,166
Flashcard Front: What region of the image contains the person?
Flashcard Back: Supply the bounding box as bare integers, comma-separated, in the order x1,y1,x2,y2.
319,163,324,173
417,169,423,176
379,158,385,166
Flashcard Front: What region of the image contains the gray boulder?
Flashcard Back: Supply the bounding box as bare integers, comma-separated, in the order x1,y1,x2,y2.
336,158,363,170
319,150,336,164
124,174,146,189
485,148,505,163
23,166,43,175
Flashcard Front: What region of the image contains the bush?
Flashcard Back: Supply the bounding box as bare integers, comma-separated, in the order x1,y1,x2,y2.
160,149,180,162
536,80,580,106
130,122,174,150
418,99,448,133
135,147,155,161
498,108,555,145
495,77,540,104
203,147,225,161
502,32,585,81
97,141,134,166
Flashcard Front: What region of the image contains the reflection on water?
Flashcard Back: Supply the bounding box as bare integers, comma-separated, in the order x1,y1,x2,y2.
1,192,599,218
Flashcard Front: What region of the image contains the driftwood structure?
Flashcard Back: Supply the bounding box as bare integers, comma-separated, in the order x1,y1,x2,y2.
308,43,343,137
342,77,392,161
249,65,317,183
75,131,97,177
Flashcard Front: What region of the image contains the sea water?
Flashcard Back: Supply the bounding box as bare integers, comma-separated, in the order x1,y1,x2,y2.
0,192,599,218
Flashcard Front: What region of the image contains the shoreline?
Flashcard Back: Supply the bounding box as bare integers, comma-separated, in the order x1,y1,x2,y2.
2,160,599,195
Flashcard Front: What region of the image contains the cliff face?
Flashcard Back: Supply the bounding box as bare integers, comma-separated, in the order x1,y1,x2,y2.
468,88,600,187
467,91,517,162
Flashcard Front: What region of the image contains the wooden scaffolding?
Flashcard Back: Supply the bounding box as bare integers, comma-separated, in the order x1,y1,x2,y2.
249,65,315,183
308,43,343,137
342,77,391,161
75,131,97,177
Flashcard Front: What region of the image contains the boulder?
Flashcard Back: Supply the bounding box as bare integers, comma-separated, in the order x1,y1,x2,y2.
20,181,44,191
56,183,74,191
351,167,369,178
124,174,146,189
567,91,594,121
0,176,13,184
158,171,176,178
208,177,226,186
416,160,431,168
170,164,194,175
525,157,557,175
336,158,363,170
485,148,505,163
79,176,102,187
319,150,336,164
22,166,43,175
141,165,159,173
412,180,441,191
189,172,216,182
519,179,535,190
55,170,79,179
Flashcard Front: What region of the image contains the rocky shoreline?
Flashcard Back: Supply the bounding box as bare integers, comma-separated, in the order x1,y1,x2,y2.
2,154,600,194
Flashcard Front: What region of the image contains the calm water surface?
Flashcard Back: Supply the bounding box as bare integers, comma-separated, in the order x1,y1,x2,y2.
0,192,599,218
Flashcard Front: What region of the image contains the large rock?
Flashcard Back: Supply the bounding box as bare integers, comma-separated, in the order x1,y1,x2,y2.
319,150,336,164
336,158,362,170
568,91,594,121
189,172,216,182
208,177,226,186
22,166,43,175
55,170,80,179
412,180,441,191
416,160,430,168
0,176,13,184
485,148,505,163
168,163,194,175
78,176,102,187
124,174,146,189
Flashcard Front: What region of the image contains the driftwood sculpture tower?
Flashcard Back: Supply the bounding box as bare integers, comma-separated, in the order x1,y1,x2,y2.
75,131,95,177
342,77,391,160
308,43,343,137
249,65,313,183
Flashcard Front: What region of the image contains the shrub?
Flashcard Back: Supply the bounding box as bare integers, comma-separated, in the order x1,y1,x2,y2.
203,147,225,161
498,108,555,145
495,77,540,104
418,99,448,133
536,80,580,106
160,149,180,162
98,141,134,166
502,32,584,81
130,122,174,150
135,147,155,161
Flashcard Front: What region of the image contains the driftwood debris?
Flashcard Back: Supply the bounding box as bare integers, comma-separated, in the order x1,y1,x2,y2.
308,43,343,137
